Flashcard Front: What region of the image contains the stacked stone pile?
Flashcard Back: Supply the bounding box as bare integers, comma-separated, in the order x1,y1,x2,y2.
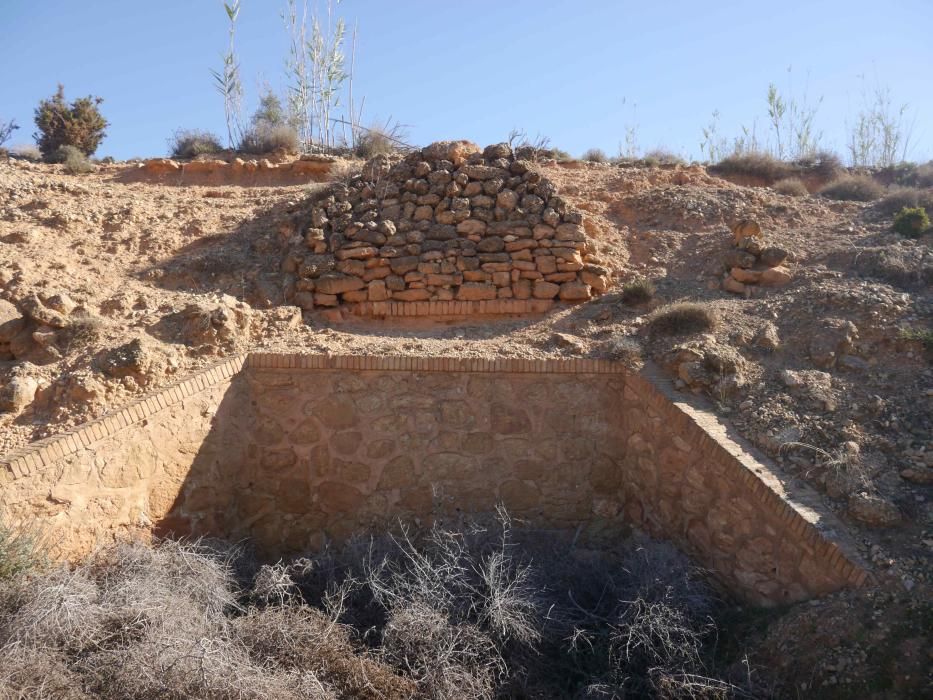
722,219,794,295
282,140,611,310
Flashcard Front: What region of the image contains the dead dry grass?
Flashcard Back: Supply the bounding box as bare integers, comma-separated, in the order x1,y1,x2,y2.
0,517,768,699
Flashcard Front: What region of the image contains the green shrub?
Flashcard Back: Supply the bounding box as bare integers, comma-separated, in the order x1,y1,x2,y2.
169,129,225,159
647,302,717,335
819,174,884,202
772,177,809,197
238,123,300,154
709,151,793,183
50,145,95,174
582,148,608,163
898,326,933,350
620,277,656,304
33,84,108,160
892,207,930,238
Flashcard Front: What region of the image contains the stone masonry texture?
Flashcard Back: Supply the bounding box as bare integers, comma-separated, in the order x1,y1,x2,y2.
0,353,868,606
281,141,612,313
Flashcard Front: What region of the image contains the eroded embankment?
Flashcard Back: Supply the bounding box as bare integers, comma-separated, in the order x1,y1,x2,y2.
0,352,869,606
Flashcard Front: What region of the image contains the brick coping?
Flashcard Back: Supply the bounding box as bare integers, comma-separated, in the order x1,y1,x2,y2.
0,355,249,483
346,299,556,317
0,351,870,589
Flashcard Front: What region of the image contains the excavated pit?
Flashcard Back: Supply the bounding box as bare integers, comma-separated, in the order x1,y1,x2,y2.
0,352,869,607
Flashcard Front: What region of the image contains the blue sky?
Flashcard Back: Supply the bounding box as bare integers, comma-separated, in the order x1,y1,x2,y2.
1,0,931,161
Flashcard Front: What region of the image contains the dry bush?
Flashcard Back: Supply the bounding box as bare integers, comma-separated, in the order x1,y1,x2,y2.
0,645,89,700
771,177,809,197
852,246,933,290
0,119,18,150
877,186,933,215
61,314,109,353
382,602,501,699
239,124,301,155
648,302,717,336
709,152,792,183
643,149,686,166
51,144,95,174
168,129,225,159
10,144,42,161
582,148,609,163
0,514,49,581
621,277,656,304
605,337,644,369
819,174,884,201
354,129,396,159
234,606,415,700
794,150,843,180
0,520,762,699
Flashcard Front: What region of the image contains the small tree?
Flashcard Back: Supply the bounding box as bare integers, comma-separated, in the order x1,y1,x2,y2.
252,88,286,127
33,85,108,159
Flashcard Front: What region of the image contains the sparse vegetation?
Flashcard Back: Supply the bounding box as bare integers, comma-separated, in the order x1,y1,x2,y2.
33,85,108,160
606,336,644,369
819,174,884,202
648,302,717,336
213,1,245,148
892,206,930,238
582,147,609,163
0,119,18,151
898,326,933,351
620,277,656,304
876,185,933,215
9,144,41,161
772,177,809,196
0,514,47,580
794,150,843,180
642,149,686,166
168,129,225,159
846,77,915,167
51,145,95,174
0,516,763,700
352,121,408,159
239,123,301,154
709,151,793,183
765,72,824,160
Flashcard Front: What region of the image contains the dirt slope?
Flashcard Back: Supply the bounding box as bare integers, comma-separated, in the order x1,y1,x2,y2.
1,153,930,696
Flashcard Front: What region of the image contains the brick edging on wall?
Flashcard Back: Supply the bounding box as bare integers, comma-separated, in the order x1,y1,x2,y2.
628,367,871,589
347,299,556,317
0,350,871,594
246,352,626,373
246,352,870,590
0,354,248,484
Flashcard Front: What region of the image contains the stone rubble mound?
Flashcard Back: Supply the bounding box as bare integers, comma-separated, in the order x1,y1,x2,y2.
282,140,611,310
722,219,794,294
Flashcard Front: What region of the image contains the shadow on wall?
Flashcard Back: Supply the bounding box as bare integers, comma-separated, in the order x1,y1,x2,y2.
157,365,635,556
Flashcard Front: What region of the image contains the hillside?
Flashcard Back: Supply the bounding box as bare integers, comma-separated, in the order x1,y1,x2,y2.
1,147,931,696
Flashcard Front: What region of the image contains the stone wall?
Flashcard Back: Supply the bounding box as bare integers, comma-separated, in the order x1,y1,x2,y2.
0,355,247,555
1,352,868,606
281,141,612,313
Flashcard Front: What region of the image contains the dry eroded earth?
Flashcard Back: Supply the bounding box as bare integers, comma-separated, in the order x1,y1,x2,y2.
1,153,931,694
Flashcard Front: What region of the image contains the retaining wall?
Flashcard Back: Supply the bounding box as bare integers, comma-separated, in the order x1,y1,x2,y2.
0,352,868,605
